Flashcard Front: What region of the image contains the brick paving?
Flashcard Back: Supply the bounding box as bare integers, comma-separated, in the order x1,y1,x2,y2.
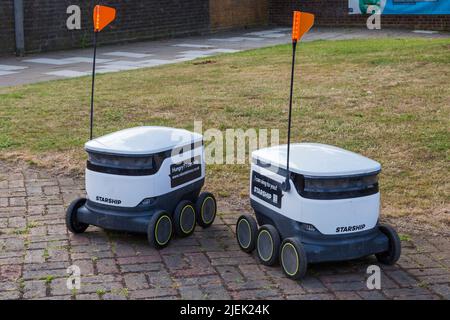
0,160,449,300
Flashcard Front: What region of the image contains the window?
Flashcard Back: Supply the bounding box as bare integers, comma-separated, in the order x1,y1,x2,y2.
293,173,379,200
88,152,154,170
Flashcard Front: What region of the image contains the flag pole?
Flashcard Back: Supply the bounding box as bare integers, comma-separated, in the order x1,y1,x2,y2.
89,31,97,141
282,11,314,192
282,39,297,192
88,5,116,140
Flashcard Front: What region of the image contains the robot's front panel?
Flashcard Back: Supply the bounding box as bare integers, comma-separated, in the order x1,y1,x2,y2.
250,164,381,236
86,145,205,208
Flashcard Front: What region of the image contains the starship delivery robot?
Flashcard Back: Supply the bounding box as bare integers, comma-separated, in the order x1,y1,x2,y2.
236,144,401,279
65,7,216,249
235,11,400,279
66,126,217,249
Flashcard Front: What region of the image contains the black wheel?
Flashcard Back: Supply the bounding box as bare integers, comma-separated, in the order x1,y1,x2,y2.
195,192,216,228
173,200,196,237
66,198,89,234
256,225,281,266
236,214,258,253
147,210,173,249
280,238,308,280
376,224,401,265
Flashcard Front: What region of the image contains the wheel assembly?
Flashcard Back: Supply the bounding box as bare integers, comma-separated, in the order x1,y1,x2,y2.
147,210,173,249
174,200,196,237
66,198,89,234
195,192,217,228
256,224,281,266
376,223,401,265
236,214,258,253
280,238,308,280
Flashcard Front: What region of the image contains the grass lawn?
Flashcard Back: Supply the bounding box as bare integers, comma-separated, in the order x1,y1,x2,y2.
0,38,449,228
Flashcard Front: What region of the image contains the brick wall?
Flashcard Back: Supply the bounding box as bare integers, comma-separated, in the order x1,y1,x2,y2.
269,0,450,30
2,1,448,56
1,0,210,55
0,1,16,55
210,0,269,31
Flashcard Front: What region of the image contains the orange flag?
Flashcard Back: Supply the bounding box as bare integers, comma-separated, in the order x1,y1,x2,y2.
292,11,314,42
93,5,116,32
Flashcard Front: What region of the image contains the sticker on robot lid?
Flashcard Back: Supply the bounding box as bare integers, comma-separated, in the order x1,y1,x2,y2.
251,171,283,208
170,156,202,188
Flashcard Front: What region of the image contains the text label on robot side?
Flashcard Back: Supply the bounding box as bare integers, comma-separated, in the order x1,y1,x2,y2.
96,196,122,205
251,171,283,208
170,156,202,188
336,224,366,233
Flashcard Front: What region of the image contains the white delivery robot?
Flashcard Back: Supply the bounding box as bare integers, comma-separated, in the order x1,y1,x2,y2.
236,144,400,279
235,11,401,279
65,7,216,249
66,126,216,249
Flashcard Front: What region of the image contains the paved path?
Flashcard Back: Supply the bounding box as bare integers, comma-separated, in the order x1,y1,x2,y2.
0,160,449,300
0,27,449,87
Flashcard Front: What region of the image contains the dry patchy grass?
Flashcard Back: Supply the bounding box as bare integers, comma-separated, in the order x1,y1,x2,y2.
0,38,449,228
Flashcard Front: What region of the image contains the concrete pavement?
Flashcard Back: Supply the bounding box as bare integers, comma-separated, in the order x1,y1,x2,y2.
0,26,449,87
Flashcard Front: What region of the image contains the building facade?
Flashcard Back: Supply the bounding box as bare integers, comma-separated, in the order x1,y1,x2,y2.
270,0,450,30
1,0,448,56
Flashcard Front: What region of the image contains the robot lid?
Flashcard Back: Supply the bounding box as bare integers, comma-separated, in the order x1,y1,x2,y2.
85,126,203,156
252,143,381,177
